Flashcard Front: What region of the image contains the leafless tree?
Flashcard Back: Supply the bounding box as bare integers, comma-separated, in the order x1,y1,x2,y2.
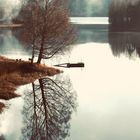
15,0,75,64
22,76,77,140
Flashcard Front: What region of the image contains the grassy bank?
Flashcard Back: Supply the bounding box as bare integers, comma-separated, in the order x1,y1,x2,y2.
0,56,62,112
0,102,5,113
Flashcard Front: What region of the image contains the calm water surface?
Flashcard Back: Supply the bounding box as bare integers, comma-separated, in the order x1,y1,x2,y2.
1,18,140,140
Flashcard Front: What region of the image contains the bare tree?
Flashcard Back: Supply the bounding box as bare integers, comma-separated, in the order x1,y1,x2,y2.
16,0,75,64
22,76,77,140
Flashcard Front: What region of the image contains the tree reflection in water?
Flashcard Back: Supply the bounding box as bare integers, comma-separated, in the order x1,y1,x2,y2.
109,32,140,58
22,76,77,140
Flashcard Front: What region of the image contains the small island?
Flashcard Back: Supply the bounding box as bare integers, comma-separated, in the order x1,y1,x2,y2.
0,0,77,139
0,56,62,112
0,0,75,115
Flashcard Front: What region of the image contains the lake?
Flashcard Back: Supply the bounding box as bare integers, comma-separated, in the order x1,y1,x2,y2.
1,17,140,140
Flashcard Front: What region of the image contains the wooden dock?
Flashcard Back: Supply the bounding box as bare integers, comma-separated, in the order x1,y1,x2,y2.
54,62,85,68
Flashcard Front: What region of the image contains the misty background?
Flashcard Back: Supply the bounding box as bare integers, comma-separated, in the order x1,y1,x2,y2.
1,0,140,20
0,0,21,21
69,0,111,17
0,0,112,21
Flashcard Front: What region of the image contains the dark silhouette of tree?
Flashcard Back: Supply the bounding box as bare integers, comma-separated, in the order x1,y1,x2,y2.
22,76,77,140
109,32,140,58
109,1,140,57
109,0,140,31
0,135,6,140
14,0,75,64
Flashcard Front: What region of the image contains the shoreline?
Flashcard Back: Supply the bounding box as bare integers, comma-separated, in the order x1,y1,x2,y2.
0,24,23,28
0,56,62,112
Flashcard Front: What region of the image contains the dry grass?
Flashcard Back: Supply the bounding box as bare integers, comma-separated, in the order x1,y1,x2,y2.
0,56,62,112
0,102,5,113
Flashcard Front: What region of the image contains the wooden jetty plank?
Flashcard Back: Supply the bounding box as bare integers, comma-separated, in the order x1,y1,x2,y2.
54,62,85,68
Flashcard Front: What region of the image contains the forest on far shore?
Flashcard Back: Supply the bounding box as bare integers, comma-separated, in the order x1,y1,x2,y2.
109,0,140,31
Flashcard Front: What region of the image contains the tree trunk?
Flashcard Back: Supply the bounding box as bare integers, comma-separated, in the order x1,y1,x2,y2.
31,44,35,64
37,46,43,64
32,83,38,137
37,33,45,64
39,79,48,139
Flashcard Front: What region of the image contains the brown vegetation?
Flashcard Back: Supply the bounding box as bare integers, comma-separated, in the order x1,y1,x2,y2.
0,56,62,112
0,102,5,113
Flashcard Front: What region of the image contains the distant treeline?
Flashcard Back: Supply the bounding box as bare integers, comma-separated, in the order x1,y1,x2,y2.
69,0,110,17
109,0,140,31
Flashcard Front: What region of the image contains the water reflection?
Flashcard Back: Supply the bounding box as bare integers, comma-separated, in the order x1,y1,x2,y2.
2,18,140,140
0,30,30,59
109,32,140,58
64,42,140,140
22,76,77,140
12,26,108,45
78,28,108,43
